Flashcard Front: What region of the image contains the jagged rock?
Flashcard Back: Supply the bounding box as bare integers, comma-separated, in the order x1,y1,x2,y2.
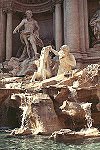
10,127,32,136
29,93,62,135
50,129,84,142
7,57,37,76
60,101,85,118
96,103,100,111
0,94,22,128
50,128,100,143
8,57,20,76
0,64,100,135
17,59,37,76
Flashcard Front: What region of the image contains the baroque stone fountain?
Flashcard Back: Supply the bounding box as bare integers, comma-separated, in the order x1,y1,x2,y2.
0,45,100,142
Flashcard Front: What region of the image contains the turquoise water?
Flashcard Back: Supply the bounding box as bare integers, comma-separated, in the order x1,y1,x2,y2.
0,132,100,150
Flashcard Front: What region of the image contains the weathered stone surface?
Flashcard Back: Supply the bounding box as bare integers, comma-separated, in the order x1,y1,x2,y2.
29,93,62,135
17,59,37,76
0,64,100,136
7,57,37,76
60,101,85,118
8,57,20,76
96,103,100,111
10,127,32,136
50,129,84,142
0,94,22,128
50,128,100,143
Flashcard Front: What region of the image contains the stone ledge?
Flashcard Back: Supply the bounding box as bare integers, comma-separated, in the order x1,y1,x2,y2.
77,56,100,64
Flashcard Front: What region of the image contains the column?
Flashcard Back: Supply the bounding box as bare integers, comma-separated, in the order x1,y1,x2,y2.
83,0,89,50
64,0,80,53
0,9,6,62
79,0,86,53
55,2,62,50
78,0,89,55
53,11,55,42
6,11,12,60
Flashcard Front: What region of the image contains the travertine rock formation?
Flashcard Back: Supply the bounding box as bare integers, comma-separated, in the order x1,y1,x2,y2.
50,128,100,143
0,64,99,136
7,57,37,76
29,93,62,134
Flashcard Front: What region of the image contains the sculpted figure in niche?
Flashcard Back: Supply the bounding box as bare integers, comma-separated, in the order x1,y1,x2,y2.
30,46,52,82
90,10,100,43
13,10,43,59
50,45,76,75
30,45,76,82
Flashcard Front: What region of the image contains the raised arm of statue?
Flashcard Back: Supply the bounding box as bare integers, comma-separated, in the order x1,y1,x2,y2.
50,48,59,56
13,19,25,34
13,10,44,59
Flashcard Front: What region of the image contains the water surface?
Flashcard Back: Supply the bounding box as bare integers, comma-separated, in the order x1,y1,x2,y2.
0,132,100,150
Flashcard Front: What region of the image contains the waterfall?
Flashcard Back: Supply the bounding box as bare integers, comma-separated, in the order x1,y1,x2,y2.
19,93,33,129
68,80,79,102
20,106,28,129
81,102,93,128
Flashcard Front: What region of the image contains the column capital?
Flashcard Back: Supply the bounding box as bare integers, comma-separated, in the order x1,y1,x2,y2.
52,0,63,5
1,0,13,13
51,0,63,12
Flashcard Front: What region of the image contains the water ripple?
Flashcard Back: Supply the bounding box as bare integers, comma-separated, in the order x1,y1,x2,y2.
0,133,100,150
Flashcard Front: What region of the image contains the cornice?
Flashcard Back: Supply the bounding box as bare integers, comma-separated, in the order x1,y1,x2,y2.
52,0,63,4
1,0,57,13
1,0,13,12
16,0,47,5
0,0,63,13
13,0,52,13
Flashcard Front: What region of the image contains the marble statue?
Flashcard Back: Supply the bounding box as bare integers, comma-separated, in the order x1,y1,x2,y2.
30,46,52,82
50,45,76,75
90,10,100,42
30,45,76,82
13,10,43,59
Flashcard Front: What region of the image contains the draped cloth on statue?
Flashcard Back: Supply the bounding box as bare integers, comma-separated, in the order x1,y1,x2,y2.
20,30,44,48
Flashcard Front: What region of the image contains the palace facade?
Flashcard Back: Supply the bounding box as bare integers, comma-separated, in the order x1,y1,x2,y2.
0,0,100,67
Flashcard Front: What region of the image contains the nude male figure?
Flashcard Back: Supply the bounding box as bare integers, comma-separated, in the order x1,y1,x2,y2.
50,45,76,75
13,10,43,59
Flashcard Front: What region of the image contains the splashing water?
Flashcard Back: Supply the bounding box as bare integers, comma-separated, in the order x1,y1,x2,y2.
81,103,93,128
68,80,79,102
19,106,28,129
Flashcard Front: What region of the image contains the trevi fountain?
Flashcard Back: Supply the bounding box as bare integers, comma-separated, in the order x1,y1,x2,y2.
0,0,100,150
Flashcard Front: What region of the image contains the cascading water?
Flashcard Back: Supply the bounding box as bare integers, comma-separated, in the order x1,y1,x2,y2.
20,106,28,129
81,102,93,128
9,94,33,136
68,80,79,102
79,102,99,137
19,94,33,129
